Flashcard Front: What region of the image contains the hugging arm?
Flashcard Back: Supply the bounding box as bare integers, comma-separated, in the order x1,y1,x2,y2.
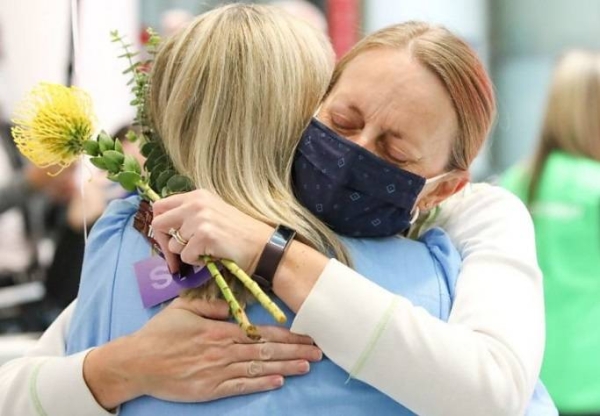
153,185,544,416
0,301,114,416
289,185,543,416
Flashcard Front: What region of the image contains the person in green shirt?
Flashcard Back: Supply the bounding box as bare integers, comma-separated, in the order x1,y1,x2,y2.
502,50,600,415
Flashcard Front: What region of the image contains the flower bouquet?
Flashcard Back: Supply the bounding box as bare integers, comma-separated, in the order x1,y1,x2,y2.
11,30,285,340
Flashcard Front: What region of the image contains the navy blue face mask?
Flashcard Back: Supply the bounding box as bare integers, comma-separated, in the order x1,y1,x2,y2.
292,118,427,238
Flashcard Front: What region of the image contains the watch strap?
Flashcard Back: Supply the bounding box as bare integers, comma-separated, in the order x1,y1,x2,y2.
253,225,296,290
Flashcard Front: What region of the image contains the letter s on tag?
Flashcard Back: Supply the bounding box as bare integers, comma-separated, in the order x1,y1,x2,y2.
150,264,172,289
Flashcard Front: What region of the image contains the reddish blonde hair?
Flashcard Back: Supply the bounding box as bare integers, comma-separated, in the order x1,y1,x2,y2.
330,21,496,171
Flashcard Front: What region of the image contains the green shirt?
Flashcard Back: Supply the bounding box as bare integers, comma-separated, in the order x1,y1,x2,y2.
502,151,600,412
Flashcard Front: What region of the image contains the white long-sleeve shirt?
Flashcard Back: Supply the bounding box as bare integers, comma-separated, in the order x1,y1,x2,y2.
292,183,544,415
0,301,112,416
0,183,544,416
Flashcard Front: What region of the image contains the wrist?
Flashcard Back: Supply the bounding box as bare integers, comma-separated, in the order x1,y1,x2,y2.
83,336,143,410
252,224,297,291
247,223,276,274
271,240,329,312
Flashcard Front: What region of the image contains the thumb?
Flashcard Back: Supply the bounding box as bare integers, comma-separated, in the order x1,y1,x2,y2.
153,231,181,274
170,297,230,320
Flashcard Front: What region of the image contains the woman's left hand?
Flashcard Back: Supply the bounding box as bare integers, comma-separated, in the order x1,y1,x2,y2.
151,190,274,274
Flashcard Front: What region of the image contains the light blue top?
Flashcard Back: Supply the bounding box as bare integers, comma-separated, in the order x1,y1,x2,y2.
67,196,556,415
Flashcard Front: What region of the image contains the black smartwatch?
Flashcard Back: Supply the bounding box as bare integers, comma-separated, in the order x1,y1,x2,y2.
252,225,296,291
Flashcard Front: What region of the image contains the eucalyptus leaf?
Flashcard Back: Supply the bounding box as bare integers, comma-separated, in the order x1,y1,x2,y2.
140,142,157,158
145,152,167,172
98,131,115,152
117,171,142,192
166,175,195,193
156,169,176,190
82,140,100,157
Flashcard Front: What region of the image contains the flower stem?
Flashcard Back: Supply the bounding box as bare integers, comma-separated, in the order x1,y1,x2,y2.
136,181,161,202
220,259,286,323
203,256,261,340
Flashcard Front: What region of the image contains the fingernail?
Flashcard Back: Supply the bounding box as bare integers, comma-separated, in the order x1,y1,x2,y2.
298,361,310,373
167,262,180,276
311,349,323,361
274,376,284,387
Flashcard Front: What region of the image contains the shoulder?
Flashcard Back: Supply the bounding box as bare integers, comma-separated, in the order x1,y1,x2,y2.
86,195,141,245
430,183,536,256
436,182,531,227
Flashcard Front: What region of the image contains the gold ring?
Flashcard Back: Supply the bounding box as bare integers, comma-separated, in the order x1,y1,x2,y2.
168,228,189,246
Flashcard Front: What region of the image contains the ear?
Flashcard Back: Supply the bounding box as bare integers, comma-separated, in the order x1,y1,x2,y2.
417,170,469,211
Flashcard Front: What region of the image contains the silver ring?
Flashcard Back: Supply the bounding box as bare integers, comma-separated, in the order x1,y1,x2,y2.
168,227,189,246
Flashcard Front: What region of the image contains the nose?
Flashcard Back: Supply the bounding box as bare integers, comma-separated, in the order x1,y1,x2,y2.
349,128,379,154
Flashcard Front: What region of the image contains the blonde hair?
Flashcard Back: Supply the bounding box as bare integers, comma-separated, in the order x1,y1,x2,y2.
527,50,600,203
149,4,350,271
330,21,496,171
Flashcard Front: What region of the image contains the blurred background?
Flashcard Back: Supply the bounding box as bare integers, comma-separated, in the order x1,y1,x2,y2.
0,0,599,411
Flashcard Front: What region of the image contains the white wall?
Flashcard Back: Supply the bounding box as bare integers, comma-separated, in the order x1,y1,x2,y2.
0,0,71,119
0,0,139,134
74,0,139,134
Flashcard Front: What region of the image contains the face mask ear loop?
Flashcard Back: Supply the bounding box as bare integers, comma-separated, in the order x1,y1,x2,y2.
409,206,420,225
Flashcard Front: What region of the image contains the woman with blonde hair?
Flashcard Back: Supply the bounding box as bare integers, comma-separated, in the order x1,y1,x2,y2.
150,18,555,415
1,5,555,416
503,50,600,415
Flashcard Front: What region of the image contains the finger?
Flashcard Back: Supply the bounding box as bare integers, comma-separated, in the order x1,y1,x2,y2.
179,234,210,266
252,325,315,345
152,192,195,216
153,231,182,274
151,206,189,235
232,342,323,363
170,297,230,320
226,359,310,379
168,236,186,255
213,375,284,399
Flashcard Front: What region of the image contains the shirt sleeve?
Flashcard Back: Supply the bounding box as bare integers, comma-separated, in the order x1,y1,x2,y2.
291,183,544,416
0,301,115,416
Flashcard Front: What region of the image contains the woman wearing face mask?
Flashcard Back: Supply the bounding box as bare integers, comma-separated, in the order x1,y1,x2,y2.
149,20,552,416
0,7,552,416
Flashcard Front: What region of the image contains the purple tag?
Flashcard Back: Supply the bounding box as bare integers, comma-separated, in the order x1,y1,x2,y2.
134,256,212,308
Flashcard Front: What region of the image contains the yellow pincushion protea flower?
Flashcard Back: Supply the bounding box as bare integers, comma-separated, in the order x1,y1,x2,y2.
12,82,96,171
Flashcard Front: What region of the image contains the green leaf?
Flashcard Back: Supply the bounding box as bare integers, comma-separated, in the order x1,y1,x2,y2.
140,142,157,158
90,157,108,170
117,171,142,192
144,150,167,171
166,175,195,193
82,140,100,156
123,154,141,175
114,138,124,153
98,131,115,152
101,151,123,173
125,130,138,142
156,169,176,190
103,150,125,166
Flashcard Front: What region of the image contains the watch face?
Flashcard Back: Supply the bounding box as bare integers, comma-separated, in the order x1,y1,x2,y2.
272,225,296,249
